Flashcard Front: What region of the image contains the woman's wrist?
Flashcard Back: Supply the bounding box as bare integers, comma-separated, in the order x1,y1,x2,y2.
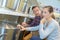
24,28,27,30
25,28,29,31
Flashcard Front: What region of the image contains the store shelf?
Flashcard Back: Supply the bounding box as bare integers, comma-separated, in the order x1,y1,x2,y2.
0,8,34,18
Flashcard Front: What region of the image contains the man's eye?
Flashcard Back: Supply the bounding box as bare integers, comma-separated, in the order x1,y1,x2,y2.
44,12,47,14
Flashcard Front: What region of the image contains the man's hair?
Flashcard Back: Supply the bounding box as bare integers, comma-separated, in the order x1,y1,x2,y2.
32,6,39,10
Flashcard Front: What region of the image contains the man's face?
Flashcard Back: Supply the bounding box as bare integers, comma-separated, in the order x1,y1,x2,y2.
33,7,41,16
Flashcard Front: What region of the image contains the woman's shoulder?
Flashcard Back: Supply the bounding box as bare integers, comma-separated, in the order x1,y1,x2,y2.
52,19,59,26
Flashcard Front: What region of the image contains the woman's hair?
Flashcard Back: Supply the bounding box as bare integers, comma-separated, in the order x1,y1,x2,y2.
43,6,55,19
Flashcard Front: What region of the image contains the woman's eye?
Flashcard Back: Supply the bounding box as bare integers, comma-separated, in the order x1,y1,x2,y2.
43,12,47,14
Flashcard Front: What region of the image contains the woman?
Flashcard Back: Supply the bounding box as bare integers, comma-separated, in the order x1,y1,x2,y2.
18,6,60,40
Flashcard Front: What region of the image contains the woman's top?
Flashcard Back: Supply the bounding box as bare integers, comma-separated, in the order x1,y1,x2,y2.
26,19,60,40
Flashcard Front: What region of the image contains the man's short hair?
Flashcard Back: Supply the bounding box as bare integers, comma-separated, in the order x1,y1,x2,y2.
32,6,39,10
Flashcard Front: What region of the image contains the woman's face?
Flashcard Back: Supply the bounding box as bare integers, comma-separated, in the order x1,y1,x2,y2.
42,8,50,19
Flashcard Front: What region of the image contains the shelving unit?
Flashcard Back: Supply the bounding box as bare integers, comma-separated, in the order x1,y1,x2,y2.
0,0,38,40
0,7,35,17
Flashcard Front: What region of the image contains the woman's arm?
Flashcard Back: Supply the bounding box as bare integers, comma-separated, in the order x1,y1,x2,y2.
39,23,56,39
17,24,39,31
26,25,39,31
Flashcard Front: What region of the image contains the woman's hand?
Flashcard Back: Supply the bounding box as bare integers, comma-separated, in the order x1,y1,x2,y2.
17,24,21,29
17,24,26,31
40,18,46,24
20,25,26,31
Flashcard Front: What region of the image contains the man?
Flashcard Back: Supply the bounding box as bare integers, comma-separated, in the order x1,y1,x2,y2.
18,6,42,40
12,6,42,40
22,6,42,27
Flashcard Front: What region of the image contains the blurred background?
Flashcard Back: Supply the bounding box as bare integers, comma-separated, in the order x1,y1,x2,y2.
0,0,60,40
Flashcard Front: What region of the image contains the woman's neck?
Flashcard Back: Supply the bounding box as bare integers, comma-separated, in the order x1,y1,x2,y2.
46,17,53,22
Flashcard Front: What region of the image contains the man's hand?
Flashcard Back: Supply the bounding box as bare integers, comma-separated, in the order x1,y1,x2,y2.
21,22,28,27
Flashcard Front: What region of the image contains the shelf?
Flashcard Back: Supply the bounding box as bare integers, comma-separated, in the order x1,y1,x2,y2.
0,8,34,18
